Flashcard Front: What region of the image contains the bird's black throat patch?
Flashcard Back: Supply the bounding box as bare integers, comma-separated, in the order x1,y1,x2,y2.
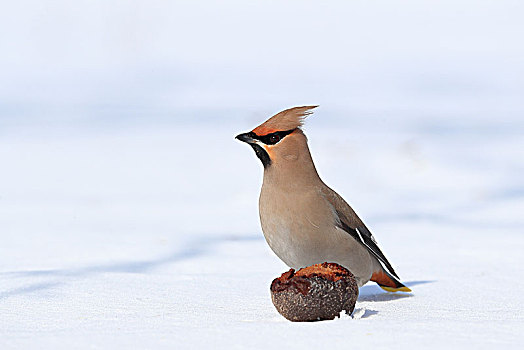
250,143,271,168
241,128,295,168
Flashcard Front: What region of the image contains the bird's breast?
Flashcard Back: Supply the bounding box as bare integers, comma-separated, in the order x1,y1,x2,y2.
258,182,375,286
259,184,337,266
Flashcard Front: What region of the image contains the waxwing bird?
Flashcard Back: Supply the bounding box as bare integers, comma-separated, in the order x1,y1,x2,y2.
235,106,411,292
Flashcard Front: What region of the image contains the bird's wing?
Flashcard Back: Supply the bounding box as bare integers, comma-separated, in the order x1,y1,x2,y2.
320,185,399,279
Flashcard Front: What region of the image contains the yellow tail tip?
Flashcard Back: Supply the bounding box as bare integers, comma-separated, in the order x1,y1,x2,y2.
380,286,412,293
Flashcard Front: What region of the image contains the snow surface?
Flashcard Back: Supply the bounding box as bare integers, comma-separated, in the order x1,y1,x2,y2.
1,1,524,349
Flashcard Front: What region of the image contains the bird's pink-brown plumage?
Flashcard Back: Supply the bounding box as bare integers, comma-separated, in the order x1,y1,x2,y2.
237,106,410,291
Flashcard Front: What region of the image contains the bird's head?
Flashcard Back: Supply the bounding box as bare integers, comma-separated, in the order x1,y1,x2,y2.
236,106,318,168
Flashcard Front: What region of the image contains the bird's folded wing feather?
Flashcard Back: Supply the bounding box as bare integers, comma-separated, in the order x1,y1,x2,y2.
320,186,399,278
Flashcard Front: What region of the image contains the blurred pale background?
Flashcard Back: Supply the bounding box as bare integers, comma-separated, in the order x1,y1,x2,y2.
0,2,523,348
1,0,523,268
1,0,523,262
2,1,523,130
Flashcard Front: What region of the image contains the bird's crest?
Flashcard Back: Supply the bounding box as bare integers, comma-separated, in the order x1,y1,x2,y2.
252,106,318,136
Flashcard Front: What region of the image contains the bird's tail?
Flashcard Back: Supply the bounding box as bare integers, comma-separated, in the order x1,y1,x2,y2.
371,269,412,292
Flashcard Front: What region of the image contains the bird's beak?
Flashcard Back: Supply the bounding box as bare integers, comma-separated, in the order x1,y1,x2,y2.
235,132,255,144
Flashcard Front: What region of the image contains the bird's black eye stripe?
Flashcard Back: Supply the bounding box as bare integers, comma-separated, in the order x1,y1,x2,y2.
251,129,296,145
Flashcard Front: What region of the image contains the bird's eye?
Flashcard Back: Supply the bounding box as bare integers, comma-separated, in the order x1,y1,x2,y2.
269,134,280,144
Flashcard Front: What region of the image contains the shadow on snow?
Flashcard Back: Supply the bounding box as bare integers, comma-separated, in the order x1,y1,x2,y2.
358,280,434,302
0,234,261,300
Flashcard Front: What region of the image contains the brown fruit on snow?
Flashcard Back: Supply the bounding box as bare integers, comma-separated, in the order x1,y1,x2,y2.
270,262,359,322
